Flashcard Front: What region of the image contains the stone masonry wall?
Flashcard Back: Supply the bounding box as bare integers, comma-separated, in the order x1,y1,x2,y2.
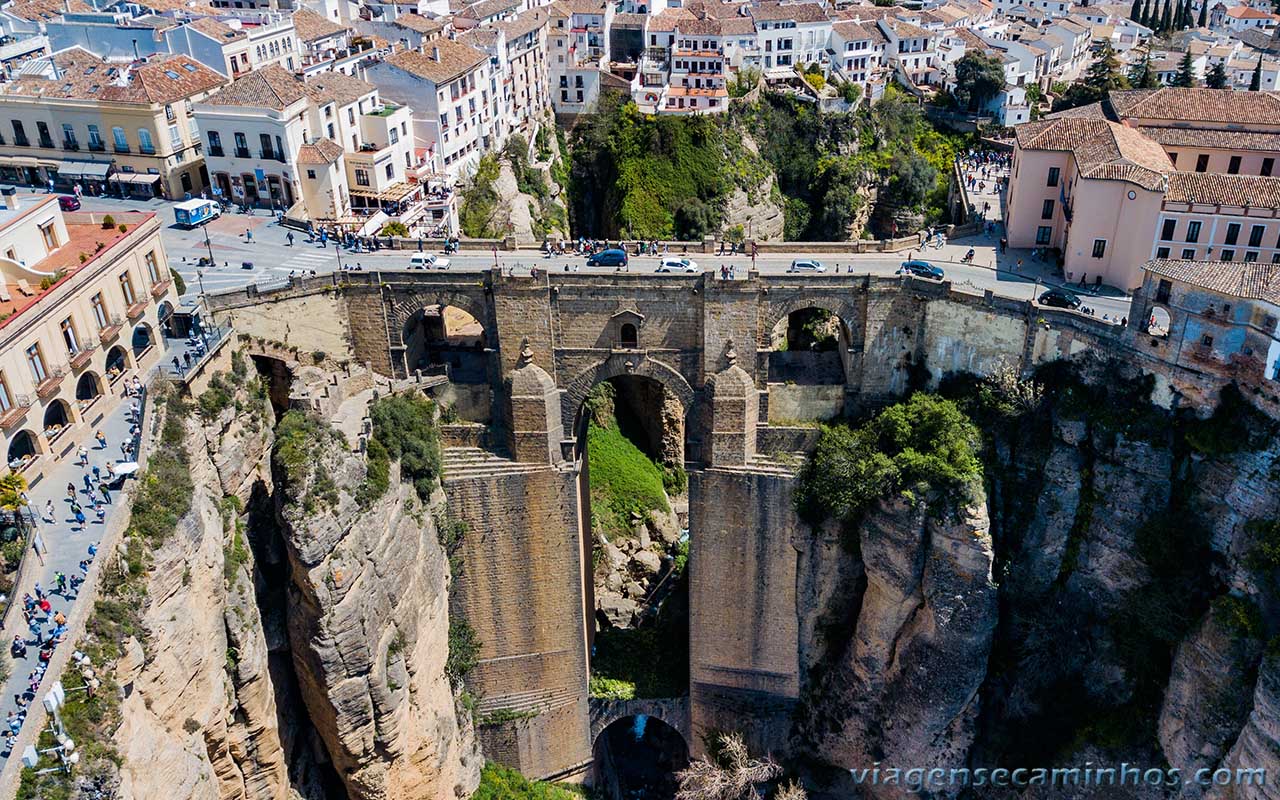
689,467,803,758
443,464,592,780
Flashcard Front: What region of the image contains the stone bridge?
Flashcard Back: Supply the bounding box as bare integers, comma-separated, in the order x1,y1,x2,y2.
205,269,1230,783
588,697,692,748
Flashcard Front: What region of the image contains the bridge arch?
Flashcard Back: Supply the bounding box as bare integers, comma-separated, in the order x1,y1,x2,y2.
589,698,690,799
561,354,696,436
389,289,494,380
589,696,691,746
387,289,493,348
759,295,862,352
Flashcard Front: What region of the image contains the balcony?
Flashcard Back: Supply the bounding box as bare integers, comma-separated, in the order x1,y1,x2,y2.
38,137,53,149
35,369,66,400
114,144,130,154
125,300,148,320
208,146,224,157
13,136,28,147
259,149,286,163
150,279,171,299
98,321,122,344
139,145,156,155
63,139,79,151
234,147,250,159
70,345,95,371
88,141,105,152
0,397,31,431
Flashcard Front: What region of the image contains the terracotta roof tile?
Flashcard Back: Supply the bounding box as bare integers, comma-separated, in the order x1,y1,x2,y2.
186,16,247,42
3,48,225,104
292,8,348,42
1165,172,1280,208
750,2,829,22
1108,87,1280,125
1138,125,1280,152
305,70,374,105
5,0,91,19
392,13,445,34
297,138,344,164
385,40,487,84
1015,117,1172,190
199,63,306,109
1144,258,1280,302
495,7,549,38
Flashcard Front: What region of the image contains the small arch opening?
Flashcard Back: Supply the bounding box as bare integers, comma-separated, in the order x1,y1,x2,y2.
591,715,688,800
402,304,488,382
1147,306,1172,338
105,345,129,381
6,430,37,469
131,322,154,356
619,323,639,349
42,399,71,435
157,300,177,338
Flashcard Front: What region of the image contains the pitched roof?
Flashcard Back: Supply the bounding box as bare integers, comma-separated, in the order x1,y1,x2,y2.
391,13,445,34
1225,5,1277,18
1014,117,1172,190
1138,124,1280,152
455,0,520,20
833,19,881,40
882,17,931,39
305,70,374,105
495,7,549,38
1144,258,1280,302
385,40,487,84
4,0,91,21
186,16,247,42
648,7,695,31
297,138,344,165
750,2,829,22
1108,87,1280,125
292,8,347,42
2,48,225,104
1164,172,1280,208
199,63,307,109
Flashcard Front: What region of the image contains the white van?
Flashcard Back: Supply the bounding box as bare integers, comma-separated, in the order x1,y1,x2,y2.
409,253,450,270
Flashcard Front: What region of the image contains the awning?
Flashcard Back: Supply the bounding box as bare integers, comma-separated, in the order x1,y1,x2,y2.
112,173,161,185
348,181,419,202
0,156,41,168
56,161,112,179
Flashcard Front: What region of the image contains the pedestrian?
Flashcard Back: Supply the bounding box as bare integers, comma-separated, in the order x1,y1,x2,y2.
95,430,106,449
43,500,53,524
245,228,253,243
54,573,66,595
183,350,192,369
172,356,183,376
65,483,76,502
74,509,85,529
99,483,111,504
94,505,105,523
77,445,88,466
33,583,43,601
1079,272,1088,287
82,474,92,493
1015,258,1023,272
92,465,100,483
286,231,294,247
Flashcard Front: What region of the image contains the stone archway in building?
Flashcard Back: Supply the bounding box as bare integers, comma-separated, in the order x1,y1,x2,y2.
131,323,154,357
400,303,491,383
105,345,130,379
6,429,38,469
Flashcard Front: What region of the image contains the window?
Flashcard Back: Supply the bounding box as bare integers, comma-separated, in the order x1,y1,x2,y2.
1182,248,1196,259
1245,251,1259,262
1264,157,1275,177
112,126,127,151
1169,152,1178,166
169,124,181,148
234,132,248,156
1221,249,1235,261
355,168,369,186
620,323,638,348
348,108,355,124
0,373,11,412
1226,222,1241,245
11,120,25,145
1161,219,1176,240
1156,246,1170,258
87,125,101,148
1250,225,1265,247
208,130,222,156
90,292,108,329
389,128,399,144
260,133,272,158
39,221,57,250
35,121,51,148
1091,239,1106,258
385,162,394,180
306,169,316,179
1047,166,1059,186
137,128,153,153
1228,155,1242,175
119,272,136,305
1036,225,1052,244
61,123,76,147
1195,153,1209,172
1041,199,1055,219
25,344,45,383
60,317,78,354
1186,221,1201,242
1201,334,1214,347
143,250,160,284
1156,278,1173,303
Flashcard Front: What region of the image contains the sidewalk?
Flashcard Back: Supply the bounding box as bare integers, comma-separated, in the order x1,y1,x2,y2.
0,385,143,758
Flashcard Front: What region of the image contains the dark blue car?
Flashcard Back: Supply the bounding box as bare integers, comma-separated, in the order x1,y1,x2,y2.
900,260,945,280
587,248,629,267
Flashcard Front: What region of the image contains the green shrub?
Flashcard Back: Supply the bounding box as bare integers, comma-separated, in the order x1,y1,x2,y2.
197,374,234,420
1183,384,1274,456
446,619,480,687
1213,594,1264,639
360,393,441,504
589,674,636,700
169,267,186,296
101,214,115,229
1247,519,1280,570
472,763,582,800
1,538,24,570
794,393,982,525
661,463,687,496
380,221,409,238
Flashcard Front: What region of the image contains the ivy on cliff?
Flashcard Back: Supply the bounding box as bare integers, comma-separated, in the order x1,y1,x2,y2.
794,393,982,526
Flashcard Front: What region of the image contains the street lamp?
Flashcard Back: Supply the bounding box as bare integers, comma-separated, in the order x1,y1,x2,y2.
202,225,216,267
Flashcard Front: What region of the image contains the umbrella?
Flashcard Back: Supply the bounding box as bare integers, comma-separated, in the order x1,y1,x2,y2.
113,462,139,476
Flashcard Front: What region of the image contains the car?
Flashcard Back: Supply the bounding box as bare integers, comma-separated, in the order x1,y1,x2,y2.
900,259,945,280
57,195,80,211
788,259,825,273
408,253,450,270
657,257,700,273
1038,287,1082,309
586,248,628,267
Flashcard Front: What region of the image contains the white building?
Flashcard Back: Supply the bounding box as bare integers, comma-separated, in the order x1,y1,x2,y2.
750,1,831,73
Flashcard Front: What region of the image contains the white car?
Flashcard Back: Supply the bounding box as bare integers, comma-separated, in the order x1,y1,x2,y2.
409,253,450,270
788,259,826,273
657,257,700,273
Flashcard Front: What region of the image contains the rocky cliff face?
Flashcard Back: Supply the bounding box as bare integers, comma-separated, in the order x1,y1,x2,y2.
275,426,482,800
115,391,292,800
790,367,1280,800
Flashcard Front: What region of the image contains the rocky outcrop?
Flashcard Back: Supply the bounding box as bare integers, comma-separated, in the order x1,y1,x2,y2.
115,393,290,800
1208,653,1280,800
802,491,997,799
277,439,482,800
595,507,683,629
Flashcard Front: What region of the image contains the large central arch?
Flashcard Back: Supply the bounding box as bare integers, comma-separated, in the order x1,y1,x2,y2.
560,353,698,457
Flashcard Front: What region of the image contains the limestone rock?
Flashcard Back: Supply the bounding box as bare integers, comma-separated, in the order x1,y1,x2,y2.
597,592,638,628
632,549,662,576
1206,653,1280,800
624,580,645,600
649,509,682,546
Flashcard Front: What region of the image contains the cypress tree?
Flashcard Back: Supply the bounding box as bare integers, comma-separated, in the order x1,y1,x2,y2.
1131,0,1144,21
1197,0,1207,26
1142,0,1154,26
1160,0,1173,30
1251,58,1264,90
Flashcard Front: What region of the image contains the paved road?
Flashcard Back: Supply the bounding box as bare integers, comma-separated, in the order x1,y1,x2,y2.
33,190,1135,322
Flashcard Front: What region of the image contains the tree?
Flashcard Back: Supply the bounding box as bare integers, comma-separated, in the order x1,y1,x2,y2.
1159,0,1172,30
1251,58,1264,90
1128,48,1160,88
1140,0,1153,25
1084,42,1127,94
1205,60,1229,88
954,51,1007,112
890,153,938,210
0,473,26,514
1173,50,1197,86
1197,0,1207,26
1131,0,1144,20
675,732,794,800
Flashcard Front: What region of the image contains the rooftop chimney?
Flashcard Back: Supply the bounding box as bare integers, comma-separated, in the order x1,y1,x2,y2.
2,187,19,211
431,45,440,61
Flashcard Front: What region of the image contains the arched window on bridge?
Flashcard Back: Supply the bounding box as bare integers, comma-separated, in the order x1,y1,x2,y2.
619,323,638,350
592,714,688,800
402,304,489,383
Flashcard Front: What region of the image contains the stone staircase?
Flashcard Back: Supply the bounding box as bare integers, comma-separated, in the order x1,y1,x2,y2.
441,446,546,481
474,685,580,716
743,452,803,477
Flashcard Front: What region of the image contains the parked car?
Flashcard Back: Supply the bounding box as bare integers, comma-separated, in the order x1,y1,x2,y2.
57,195,80,211
409,253,450,270
900,259,945,280
587,248,629,267
657,257,700,273
788,259,825,273
1038,287,1082,309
